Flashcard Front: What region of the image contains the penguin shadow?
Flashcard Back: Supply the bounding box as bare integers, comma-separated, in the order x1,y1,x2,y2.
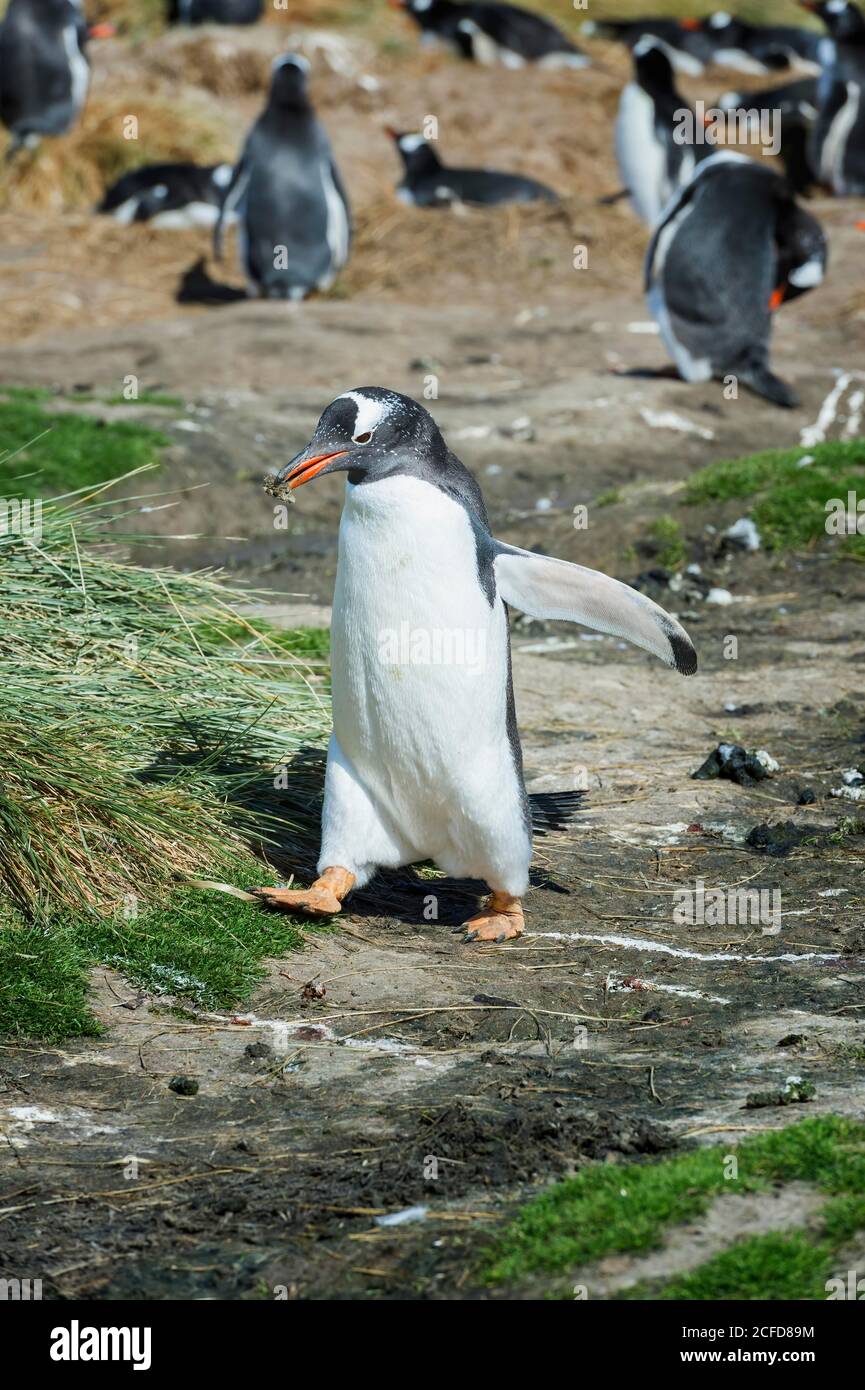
176,257,246,306
138,741,580,923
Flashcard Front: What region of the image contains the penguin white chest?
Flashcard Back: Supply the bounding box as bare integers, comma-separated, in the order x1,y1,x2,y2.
330,475,516,842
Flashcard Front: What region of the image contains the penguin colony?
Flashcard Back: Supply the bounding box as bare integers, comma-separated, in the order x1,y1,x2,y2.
0,2,861,941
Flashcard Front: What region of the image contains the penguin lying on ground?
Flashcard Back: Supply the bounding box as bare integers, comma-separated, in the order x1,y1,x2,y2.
699,11,823,74
214,55,350,300
253,389,697,942
717,77,819,194
168,0,262,23
390,129,558,206
0,0,90,156
801,0,865,195
646,152,827,408
391,0,589,68
581,16,713,75
99,162,236,228
616,38,709,225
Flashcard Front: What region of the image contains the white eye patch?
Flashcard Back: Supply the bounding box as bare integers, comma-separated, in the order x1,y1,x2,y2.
337,391,394,440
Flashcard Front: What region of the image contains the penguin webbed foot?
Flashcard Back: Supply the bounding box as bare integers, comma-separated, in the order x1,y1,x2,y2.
457,892,525,944
250,866,356,917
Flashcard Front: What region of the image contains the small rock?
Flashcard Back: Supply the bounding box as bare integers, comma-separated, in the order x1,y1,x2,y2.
706,587,735,605
797,787,817,805
745,821,806,856
168,1075,199,1096
244,1041,273,1061
744,1076,815,1109
692,743,778,785
724,517,761,551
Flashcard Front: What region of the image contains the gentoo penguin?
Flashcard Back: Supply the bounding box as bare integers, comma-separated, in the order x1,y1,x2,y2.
801,0,865,195
99,162,236,229
0,0,90,156
717,77,819,194
390,130,558,206
699,12,823,74
253,389,697,942
214,55,350,300
615,39,707,226
646,152,827,408
168,0,262,23
391,0,589,69
581,17,713,75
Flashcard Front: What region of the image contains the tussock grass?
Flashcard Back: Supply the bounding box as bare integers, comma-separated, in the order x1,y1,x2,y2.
0,476,330,920
0,95,231,212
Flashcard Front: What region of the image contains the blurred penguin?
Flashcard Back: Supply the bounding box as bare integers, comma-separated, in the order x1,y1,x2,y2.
802,0,865,195
646,152,826,407
389,129,558,206
99,162,236,228
168,0,262,24
392,0,589,68
214,55,350,300
616,38,708,225
0,0,90,157
717,77,819,194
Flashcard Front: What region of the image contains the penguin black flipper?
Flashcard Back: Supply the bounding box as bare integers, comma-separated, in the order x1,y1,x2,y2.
491,541,698,675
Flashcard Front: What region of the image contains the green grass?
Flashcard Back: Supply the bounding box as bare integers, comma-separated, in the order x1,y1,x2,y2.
684,439,865,556
0,865,327,1042
0,391,167,497
196,618,330,666
648,516,686,571
482,1116,865,1299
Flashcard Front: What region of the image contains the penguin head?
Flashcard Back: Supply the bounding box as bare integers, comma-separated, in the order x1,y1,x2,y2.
632,37,675,92
270,388,447,493
268,54,311,109
387,129,441,176
800,0,865,40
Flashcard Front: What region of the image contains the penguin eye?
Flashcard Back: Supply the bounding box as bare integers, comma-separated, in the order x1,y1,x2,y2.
353,430,373,444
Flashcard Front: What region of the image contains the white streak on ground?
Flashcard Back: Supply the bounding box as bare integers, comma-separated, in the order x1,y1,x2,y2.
528,931,841,964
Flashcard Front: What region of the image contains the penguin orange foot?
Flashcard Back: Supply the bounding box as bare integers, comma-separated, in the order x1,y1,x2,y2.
460,892,525,944
252,865,355,917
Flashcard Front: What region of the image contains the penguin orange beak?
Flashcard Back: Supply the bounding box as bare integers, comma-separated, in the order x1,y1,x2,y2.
283,449,349,489
680,18,701,29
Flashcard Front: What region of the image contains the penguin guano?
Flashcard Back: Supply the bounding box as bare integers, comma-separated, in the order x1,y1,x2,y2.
99,162,236,228
615,38,707,226
581,17,713,75
717,77,819,194
214,55,350,300
802,0,865,195
253,389,697,942
390,129,558,206
646,152,827,408
168,0,262,23
699,11,823,75
0,0,90,156
391,0,589,69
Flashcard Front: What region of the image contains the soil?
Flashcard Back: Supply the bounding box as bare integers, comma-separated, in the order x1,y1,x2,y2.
1,19,864,1301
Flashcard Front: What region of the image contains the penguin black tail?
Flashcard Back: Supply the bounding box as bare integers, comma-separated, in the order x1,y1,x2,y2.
529,788,587,836
736,359,799,409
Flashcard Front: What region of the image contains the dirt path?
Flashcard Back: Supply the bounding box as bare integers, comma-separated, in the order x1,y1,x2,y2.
1,583,863,1298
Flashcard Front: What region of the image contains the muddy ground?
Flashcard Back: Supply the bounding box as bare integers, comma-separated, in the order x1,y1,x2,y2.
1,15,865,1300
